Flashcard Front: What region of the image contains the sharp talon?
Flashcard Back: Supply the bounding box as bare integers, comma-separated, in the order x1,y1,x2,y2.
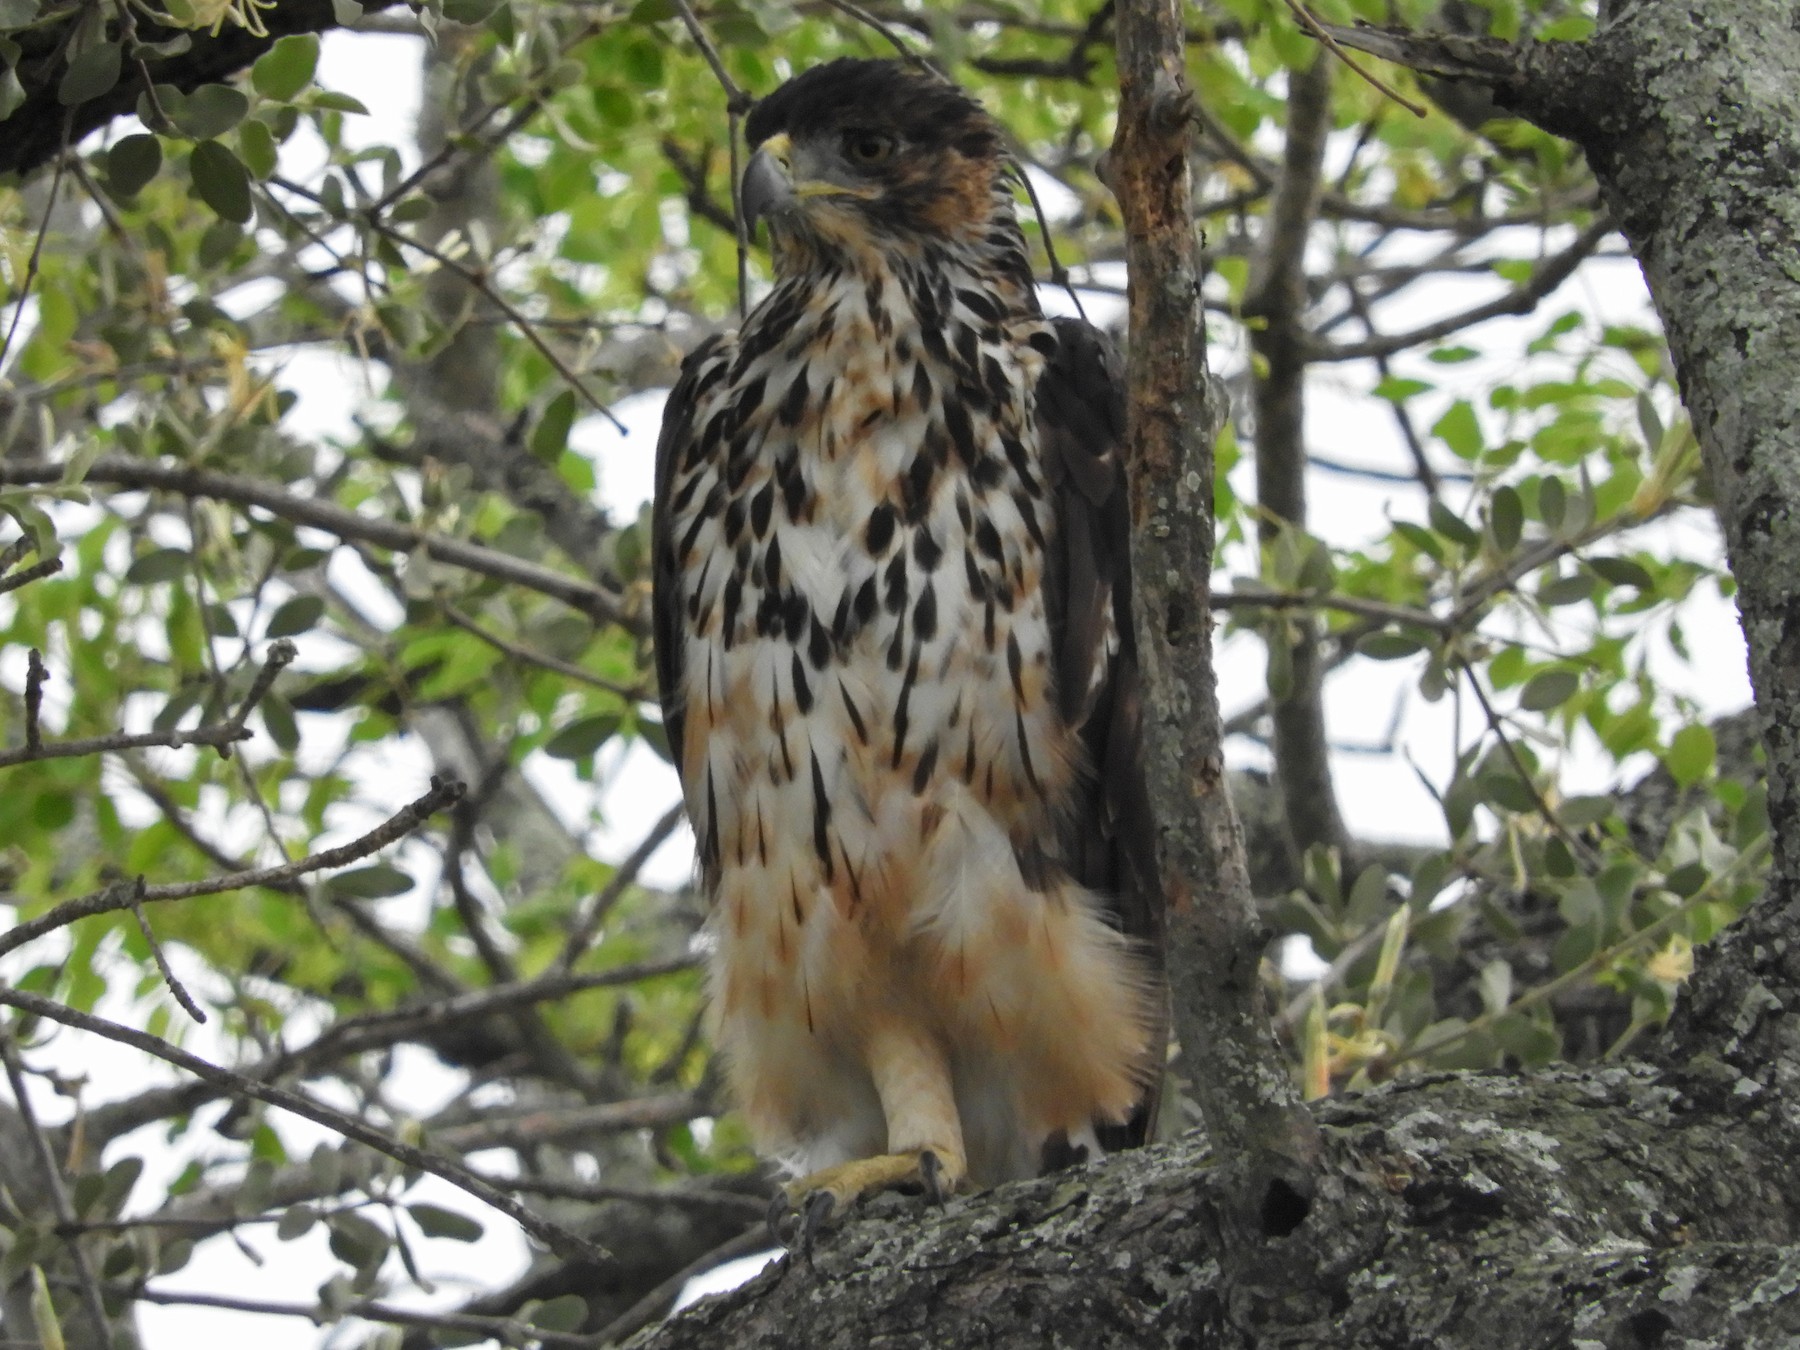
766,1190,798,1248
799,1187,836,1263
919,1149,946,1206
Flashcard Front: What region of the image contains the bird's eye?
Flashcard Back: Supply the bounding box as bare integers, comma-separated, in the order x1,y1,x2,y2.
845,132,896,165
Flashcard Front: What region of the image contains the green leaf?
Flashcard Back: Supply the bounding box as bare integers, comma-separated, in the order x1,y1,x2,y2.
1371,375,1431,402
1492,1011,1561,1065
407,1203,484,1242
1427,498,1480,548
1587,555,1655,590
252,33,320,102
1538,475,1567,530
124,547,189,583
328,864,415,899
590,84,633,126
1392,520,1445,562
1488,485,1523,552
0,64,24,122
107,134,163,195
1479,772,1537,814
1477,959,1512,1015
310,90,370,115
266,594,324,637
1356,631,1426,660
326,1212,389,1268
544,713,622,760
0,0,40,26
1427,345,1480,363
58,41,121,106
261,694,299,753
190,141,253,223
529,1295,590,1332
1536,572,1595,607
1518,670,1578,712
1666,723,1716,788
1431,399,1483,460
1636,392,1664,455
276,1206,317,1241
238,118,277,180
531,389,578,462
1559,796,1615,828
176,83,251,139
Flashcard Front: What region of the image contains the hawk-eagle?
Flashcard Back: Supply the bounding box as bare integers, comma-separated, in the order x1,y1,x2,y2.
652,58,1163,1222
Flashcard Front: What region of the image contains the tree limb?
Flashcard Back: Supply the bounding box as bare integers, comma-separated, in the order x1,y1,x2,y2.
0,458,640,633
1110,0,1323,1235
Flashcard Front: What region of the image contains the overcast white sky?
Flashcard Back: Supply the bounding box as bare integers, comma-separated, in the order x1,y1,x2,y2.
1,23,1755,1349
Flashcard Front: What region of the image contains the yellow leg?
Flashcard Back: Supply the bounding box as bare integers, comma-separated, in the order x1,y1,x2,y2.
774,1021,967,1245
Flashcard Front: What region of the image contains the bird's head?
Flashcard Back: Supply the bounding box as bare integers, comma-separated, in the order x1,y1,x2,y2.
741,59,1012,264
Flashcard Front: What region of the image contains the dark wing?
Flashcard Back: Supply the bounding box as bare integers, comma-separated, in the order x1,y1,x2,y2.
650,333,730,799
1035,316,1167,1150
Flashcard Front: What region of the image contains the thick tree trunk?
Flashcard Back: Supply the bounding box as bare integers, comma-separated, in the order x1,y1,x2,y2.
632,4,1800,1345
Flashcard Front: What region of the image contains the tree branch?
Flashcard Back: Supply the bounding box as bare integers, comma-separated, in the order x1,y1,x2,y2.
1245,53,1354,866
1111,0,1322,1233
0,777,466,960
0,987,610,1265
0,458,640,633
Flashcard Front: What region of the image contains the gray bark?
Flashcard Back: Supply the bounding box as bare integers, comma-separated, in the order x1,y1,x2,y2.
636,1066,1800,1349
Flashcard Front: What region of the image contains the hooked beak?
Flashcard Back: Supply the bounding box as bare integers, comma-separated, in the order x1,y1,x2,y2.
741,134,795,231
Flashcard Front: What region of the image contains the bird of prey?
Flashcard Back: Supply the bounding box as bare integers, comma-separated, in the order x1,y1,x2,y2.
651,58,1164,1225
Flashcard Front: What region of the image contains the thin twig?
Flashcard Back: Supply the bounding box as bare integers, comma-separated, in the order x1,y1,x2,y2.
1212,584,1452,633
1281,0,1428,117
1343,282,1441,500
1016,164,1089,322
370,14,611,215
0,723,252,771
265,177,625,432
24,648,47,751
0,556,62,596
671,0,751,110
116,1283,597,1346
821,0,917,56
442,605,646,698
731,107,749,319
559,803,687,970
217,638,298,758
1454,656,1600,869
268,952,697,1078
0,987,609,1266
1311,218,1613,362
0,458,639,633
0,112,73,370
431,1091,707,1153
672,0,754,317
495,1173,766,1218
0,778,466,960
589,1225,774,1348
127,882,207,1024
1274,921,1390,1035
